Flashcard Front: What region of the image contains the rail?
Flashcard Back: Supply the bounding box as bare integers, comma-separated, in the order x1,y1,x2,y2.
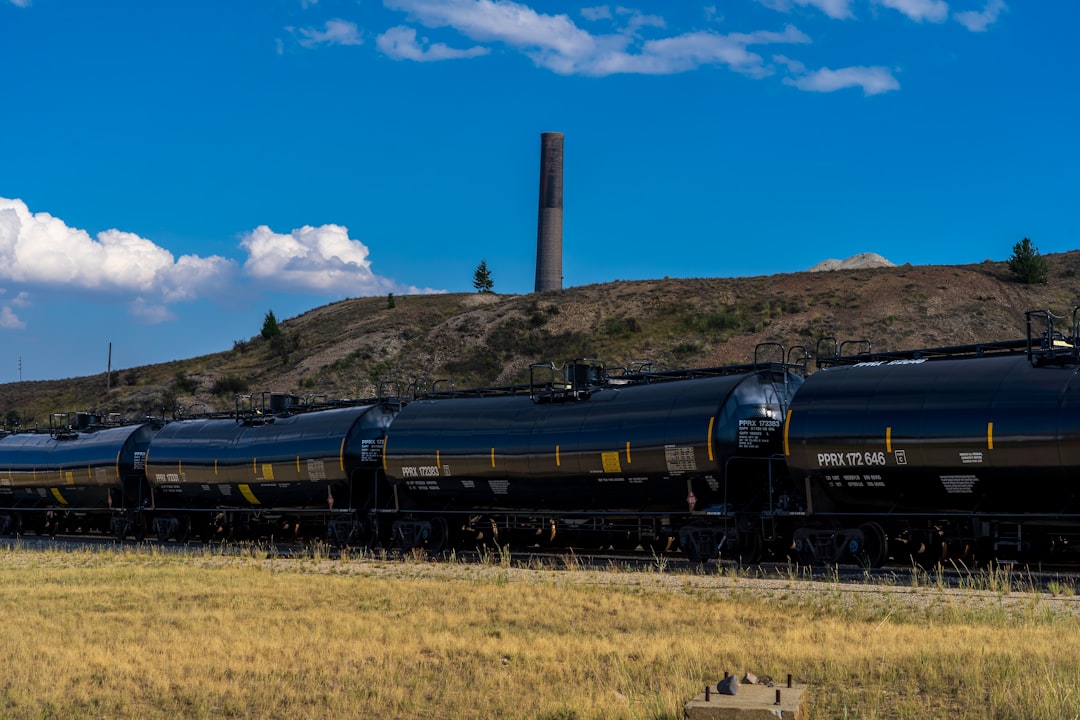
814,307,1080,369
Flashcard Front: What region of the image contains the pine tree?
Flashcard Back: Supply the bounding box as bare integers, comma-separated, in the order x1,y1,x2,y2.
261,309,282,339
473,260,494,294
1008,238,1049,285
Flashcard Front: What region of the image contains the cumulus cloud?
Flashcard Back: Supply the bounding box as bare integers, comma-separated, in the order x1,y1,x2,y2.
2,290,30,307
757,0,856,20
0,290,27,330
954,0,1006,32
294,18,363,48
0,306,24,330
875,0,949,23
0,197,435,332
240,224,439,297
8,0,31,7
129,298,176,325
382,0,809,77
377,26,490,61
0,197,237,322
580,6,612,22
783,64,900,95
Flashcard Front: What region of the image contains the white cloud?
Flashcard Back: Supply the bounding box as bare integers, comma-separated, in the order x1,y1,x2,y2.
580,6,612,22
0,197,237,306
615,7,666,36
784,65,900,95
295,19,364,48
8,0,31,7
0,291,27,330
954,0,1006,32
377,26,489,61
240,224,439,297
5,290,30,307
130,298,176,325
757,0,856,20
0,306,25,330
382,0,810,77
0,198,435,331
875,0,949,23
385,0,597,62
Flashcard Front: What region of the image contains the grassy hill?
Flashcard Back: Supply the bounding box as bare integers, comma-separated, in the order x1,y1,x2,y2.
3,252,1079,426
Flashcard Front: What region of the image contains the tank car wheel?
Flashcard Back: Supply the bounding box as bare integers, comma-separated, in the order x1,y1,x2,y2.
910,529,946,568
45,511,60,538
857,522,888,568
175,515,192,543
791,535,815,566
736,528,763,565
2,512,23,537
425,517,448,553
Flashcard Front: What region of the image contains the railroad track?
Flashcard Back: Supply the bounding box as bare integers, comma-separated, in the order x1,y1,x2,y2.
5,533,1077,595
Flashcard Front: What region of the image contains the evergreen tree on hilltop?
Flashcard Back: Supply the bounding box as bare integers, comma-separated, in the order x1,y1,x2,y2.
261,309,282,339
1008,238,1049,285
473,260,494,294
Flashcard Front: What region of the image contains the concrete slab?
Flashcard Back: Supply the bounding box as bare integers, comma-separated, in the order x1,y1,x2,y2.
684,681,808,720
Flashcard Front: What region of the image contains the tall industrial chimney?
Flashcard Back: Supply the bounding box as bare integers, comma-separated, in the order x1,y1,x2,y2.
534,132,564,293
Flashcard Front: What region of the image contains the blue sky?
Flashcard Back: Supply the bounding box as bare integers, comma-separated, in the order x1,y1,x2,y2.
1,0,1075,383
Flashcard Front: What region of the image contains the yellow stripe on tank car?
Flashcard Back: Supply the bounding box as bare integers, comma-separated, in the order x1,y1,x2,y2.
783,409,792,456
382,437,390,471
707,417,715,461
339,436,347,472
296,456,301,474
625,441,632,464
238,483,261,505
987,422,994,450
886,426,892,453
491,448,496,468
556,445,561,467
436,450,440,469
51,488,69,505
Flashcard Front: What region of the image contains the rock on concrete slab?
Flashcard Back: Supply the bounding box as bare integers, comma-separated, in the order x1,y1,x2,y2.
685,682,807,720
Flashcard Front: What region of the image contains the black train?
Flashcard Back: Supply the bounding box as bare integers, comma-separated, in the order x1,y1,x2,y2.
0,412,158,537
382,357,802,561
3,309,1080,567
0,397,396,543
143,396,397,542
784,309,1080,566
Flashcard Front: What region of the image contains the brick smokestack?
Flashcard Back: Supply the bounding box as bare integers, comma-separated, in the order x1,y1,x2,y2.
535,132,563,293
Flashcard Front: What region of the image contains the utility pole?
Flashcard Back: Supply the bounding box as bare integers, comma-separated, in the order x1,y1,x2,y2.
107,342,112,391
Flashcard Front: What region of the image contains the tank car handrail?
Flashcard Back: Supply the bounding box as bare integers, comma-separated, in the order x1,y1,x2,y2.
430,378,456,394
816,337,1034,367
786,345,810,374
1026,308,1079,366
753,342,785,368
839,339,872,358
814,337,839,367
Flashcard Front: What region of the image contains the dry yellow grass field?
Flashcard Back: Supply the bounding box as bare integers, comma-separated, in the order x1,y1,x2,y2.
0,544,1078,719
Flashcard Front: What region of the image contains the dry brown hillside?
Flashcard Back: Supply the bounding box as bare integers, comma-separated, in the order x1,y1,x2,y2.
3,252,1080,426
